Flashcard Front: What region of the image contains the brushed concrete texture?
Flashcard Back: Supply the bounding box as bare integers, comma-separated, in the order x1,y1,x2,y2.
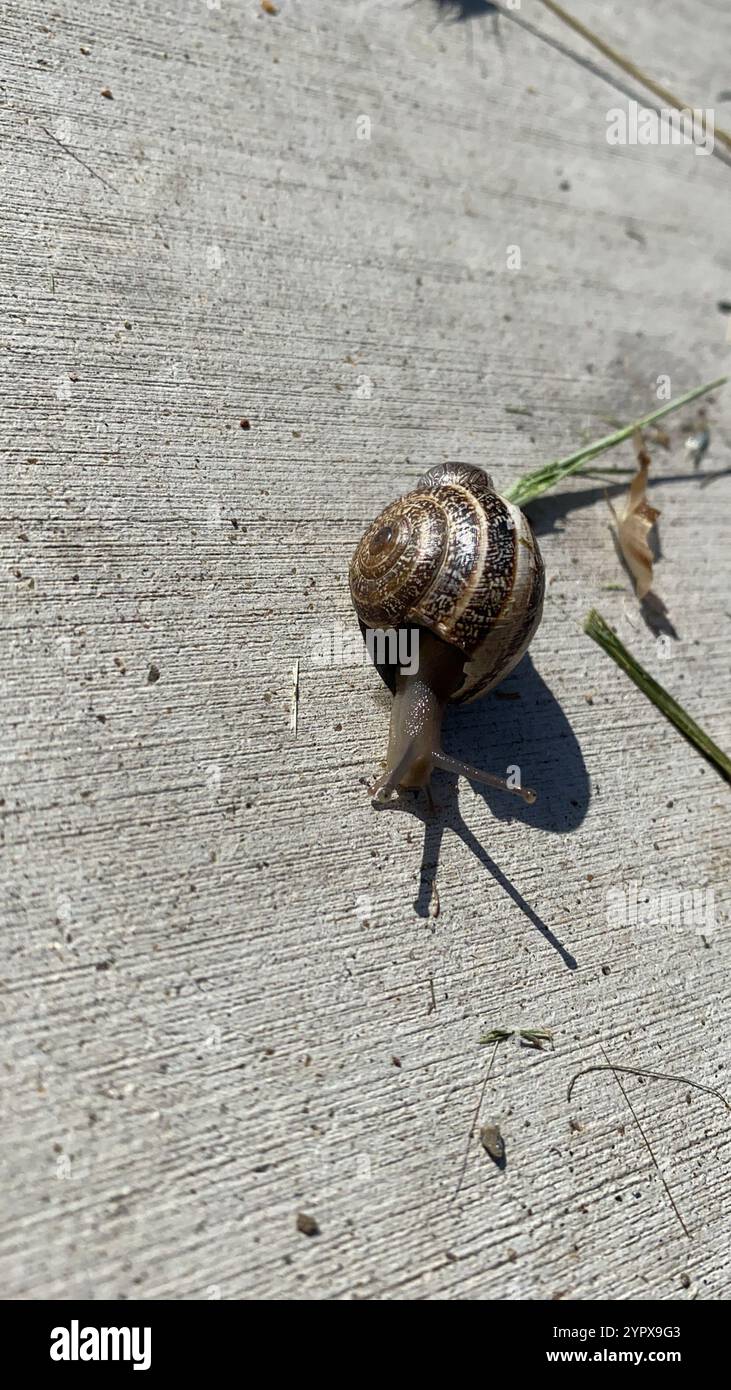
1,0,730,1301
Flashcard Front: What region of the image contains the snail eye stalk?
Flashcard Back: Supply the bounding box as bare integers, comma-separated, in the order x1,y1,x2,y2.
432,750,537,804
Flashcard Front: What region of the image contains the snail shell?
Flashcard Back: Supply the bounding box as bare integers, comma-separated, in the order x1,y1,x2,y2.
349,463,544,702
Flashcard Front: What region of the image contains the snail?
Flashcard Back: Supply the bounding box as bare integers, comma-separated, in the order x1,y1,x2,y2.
349,463,545,802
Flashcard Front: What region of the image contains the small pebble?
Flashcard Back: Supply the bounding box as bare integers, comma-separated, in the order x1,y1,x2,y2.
296,1212,319,1237
479,1123,506,1165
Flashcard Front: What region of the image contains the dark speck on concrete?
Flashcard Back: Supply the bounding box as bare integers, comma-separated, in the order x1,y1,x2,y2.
296,1212,319,1237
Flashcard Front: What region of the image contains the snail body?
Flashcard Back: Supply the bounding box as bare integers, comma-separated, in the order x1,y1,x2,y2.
349,463,544,799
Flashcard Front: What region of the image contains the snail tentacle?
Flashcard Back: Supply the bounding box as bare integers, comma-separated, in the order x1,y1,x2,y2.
432,751,537,804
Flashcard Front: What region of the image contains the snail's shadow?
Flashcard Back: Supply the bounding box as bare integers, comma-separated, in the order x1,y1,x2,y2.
373,655,586,969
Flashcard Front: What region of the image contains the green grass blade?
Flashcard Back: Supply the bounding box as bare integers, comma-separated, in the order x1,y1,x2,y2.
479,1029,513,1045
504,376,727,507
584,609,731,784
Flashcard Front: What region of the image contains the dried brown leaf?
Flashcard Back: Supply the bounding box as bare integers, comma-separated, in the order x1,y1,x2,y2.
608,431,660,600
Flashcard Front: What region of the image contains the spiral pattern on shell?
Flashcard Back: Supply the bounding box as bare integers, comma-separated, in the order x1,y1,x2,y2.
349,463,544,702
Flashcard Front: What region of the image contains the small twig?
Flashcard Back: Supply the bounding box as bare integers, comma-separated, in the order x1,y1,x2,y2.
454,1039,500,1199
39,123,119,194
567,1062,730,1110
596,1047,690,1237
427,972,437,1016
290,658,300,734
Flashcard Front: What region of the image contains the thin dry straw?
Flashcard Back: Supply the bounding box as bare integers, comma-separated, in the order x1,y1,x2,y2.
584,609,731,785
535,0,731,154
568,1063,730,1110
595,1046,689,1238
454,1037,500,1200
